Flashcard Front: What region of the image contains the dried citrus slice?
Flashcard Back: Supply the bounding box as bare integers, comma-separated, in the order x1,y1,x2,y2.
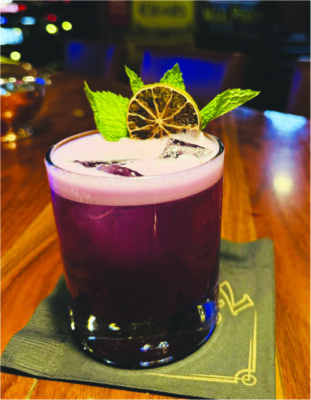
127,83,200,139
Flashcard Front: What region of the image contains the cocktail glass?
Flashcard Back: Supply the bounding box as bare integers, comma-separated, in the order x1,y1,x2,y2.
45,130,224,368
1,63,47,143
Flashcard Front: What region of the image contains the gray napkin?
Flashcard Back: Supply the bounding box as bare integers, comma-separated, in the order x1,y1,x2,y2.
1,239,275,399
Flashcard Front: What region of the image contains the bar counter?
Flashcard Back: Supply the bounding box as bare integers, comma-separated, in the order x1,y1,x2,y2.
1,71,310,399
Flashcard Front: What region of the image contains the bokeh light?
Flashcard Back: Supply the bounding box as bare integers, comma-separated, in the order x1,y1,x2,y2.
10,51,21,61
273,172,294,195
264,110,307,136
45,13,57,22
18,3,27,11
46,23,58,34
62,21,72,31
0,27,23,45
20,16,36,25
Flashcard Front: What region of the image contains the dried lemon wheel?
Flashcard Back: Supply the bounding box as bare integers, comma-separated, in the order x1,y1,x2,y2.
127,83,201,139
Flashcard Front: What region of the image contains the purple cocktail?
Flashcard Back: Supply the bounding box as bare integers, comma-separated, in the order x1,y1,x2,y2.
45,130,224,367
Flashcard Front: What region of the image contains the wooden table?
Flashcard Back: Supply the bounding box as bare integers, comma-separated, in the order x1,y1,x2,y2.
2,72,310,399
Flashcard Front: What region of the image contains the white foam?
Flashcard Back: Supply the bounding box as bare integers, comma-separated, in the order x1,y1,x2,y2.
45,131,224,206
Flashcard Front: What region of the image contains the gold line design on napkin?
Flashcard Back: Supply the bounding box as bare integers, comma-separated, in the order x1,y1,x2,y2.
146,280,258,387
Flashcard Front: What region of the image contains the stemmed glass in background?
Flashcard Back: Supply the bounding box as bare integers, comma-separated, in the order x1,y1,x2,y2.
1,62,49,143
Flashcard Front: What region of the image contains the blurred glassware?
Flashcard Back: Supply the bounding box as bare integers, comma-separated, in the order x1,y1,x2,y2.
1,62,50,143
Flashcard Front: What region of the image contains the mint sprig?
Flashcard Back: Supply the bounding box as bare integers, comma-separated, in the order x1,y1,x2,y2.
200,88,260,129
84,82,128,141
85,64,260,141
125,65,144,95
160,63,185,91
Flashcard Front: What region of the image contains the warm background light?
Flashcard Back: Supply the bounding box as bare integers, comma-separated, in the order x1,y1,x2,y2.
10,51,21,61
273,173,294,195
46,23,58,35
62,21,72,31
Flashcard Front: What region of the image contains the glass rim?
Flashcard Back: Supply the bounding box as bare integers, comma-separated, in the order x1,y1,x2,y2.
45,129,224,180
45,130,224,206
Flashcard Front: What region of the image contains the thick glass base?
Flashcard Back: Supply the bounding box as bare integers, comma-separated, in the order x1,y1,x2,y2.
69,298,218,368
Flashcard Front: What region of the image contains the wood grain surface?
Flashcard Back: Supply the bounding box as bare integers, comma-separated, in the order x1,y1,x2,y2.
1,72,310,399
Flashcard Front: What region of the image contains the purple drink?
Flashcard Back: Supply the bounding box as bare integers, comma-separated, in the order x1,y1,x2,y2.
45,130,224,367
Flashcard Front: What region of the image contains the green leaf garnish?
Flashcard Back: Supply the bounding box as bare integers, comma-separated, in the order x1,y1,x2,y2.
160,63,185,91
84,82,129,141
125,65,144,95
85,64,260,141
200,88,260,129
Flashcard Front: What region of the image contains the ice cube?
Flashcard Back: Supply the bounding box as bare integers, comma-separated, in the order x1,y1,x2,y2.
160,138,213,159
74,160,143,177
74,160,104,168
97,164,143,177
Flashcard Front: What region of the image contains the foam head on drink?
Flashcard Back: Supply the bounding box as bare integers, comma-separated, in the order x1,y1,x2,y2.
45,129,224,367
47,131,223,205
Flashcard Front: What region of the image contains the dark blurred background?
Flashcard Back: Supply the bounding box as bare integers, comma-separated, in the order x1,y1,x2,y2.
1,0,310,113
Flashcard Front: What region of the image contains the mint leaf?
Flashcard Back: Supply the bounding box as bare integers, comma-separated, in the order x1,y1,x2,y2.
160,63,185,91
84,82,129,141
200,89,260,129
125,65,144,95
